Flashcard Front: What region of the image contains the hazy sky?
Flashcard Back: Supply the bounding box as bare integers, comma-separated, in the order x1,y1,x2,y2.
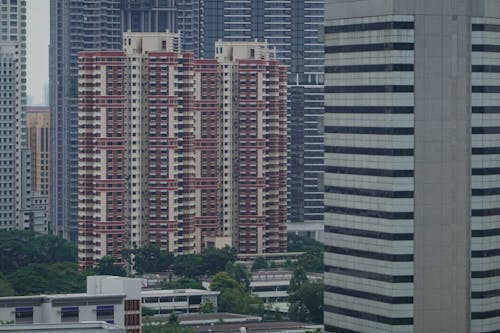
27,0,49,106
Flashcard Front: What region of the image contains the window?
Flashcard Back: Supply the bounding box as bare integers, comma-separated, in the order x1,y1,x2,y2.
15,307,33,324
96,305,114,323
61,307,79,323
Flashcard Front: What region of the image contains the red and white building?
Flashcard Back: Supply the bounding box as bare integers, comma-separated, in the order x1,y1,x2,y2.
77,32,287,268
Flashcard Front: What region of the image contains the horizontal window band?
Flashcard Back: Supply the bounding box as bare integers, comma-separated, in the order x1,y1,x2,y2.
471,289,500,299
324,305,414,325
472,188,500,196
325,245,413,262
473,168,500,175
472,308,500,320
325,165,414,177
472,127,500,134
325,85,414,93
473,44,500,53
325,146,414,156
325,265,414,283
325,21,414,33
325,64,414,73
325,43,414,54
472,269,500,278
324,325,362,333
325,185,414,198
473,228,500,237
472,65,500,73
473,86,500,93
472,147,500,155
326,205,414,220
472,107,500,113
325,225,414,240
325,126,414,135
472,23,500,32
325,285,413,304
325,106,414,114
472,247,500,257
472,208,500,217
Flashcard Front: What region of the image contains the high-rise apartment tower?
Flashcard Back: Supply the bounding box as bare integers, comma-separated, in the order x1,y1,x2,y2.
325,0,500,332
77,32,287,267
50,0,177,241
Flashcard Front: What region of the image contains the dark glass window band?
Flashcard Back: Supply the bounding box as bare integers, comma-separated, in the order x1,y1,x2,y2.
472,188,500,196
471,289,500,299
325,106,414,114
325,165,414,177
324,325,362,333
472,127,500,134
472,44,500,53
472,24,500,32
325,126,414,135
325,265,414,283
472,65,500,73
473,167,500,175
472,247,500,257
473,107,500,113
326,205,414,220
325,185,414,198
473,86,500,93
325,285,413,304
325,21,414,33
472,308,500,320
325,245,414,262
472,269,500,278
325,64,414,73
472,147,500,155
325,43,414,54
325,146,414,156
324,305,414,325
472,228,500,237
325,225,414,240
325,85,414,93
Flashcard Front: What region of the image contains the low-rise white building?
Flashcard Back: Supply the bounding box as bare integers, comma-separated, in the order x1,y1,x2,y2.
0,322,124,333
0,276,141,333
141,289,219,315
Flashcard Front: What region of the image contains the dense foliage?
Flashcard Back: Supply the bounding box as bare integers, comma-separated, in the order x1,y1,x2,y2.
287,266,323,324
172,246,237,279
161,279,203,290
122,245,174,274
287,234,324,273
0,230,77,274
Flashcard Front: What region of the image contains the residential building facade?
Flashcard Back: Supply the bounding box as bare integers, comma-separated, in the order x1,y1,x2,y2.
50,0,177,242
77,32,287,267
325,0,500,332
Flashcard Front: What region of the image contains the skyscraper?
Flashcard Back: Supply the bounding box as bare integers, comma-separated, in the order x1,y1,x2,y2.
325,0,500,332
183,0,325,235
50,0,177,241
77,32,287,267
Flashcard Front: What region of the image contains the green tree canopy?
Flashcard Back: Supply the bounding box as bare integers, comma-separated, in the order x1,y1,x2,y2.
95,256,126,277
161,279,203,290
202,247,237,276
122,245,174,274
172,254,204,279
251,256,268,271
0,230,77,274
7,262,86,296
0,273,14,297
225,262,250,290
297,281,324,324
287,234,324,273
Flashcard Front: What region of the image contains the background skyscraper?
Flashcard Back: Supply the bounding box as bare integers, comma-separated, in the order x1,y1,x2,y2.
324,0,500,332
50,0,177,241
187,0,325,235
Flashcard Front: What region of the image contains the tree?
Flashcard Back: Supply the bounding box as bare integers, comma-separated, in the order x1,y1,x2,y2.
7,262,86,296
287,234,324,273
168,312,179,325
251,256,268,271
0,273,14,297
202,247,237,275
172,254,204,279
0,230,77,274
288,266,310,322
122,245,174,274
296,252,323,273
297,281,323,324
200,300,216,313
225,262,250,290
142,306,157,317
288,266,308,294
95,256,126,277
210,272,263,315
